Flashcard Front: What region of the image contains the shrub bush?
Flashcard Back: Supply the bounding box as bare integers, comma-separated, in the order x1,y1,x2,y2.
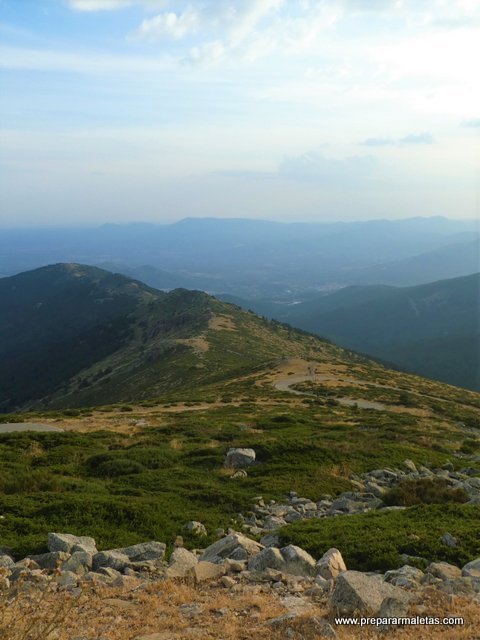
384,477,469,507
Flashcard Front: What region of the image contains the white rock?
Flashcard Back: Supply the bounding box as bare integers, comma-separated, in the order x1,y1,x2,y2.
316,548,347,580
224,448,256,469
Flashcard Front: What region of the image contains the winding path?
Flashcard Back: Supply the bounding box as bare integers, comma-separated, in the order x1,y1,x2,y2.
273,364,389,411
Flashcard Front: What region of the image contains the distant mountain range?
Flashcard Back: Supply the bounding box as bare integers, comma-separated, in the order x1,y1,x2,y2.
0,217,477,298
220,273,480,391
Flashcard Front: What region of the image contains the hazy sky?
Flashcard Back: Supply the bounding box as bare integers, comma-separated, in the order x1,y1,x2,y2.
0,0,479,226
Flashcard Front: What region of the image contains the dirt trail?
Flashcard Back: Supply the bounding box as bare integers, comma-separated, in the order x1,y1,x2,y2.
272,358,392,411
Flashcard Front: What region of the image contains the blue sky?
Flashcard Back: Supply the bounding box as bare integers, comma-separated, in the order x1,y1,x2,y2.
0,0,479,226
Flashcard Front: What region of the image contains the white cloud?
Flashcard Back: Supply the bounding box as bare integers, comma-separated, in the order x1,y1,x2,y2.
399,132,434,144
360,133,435,146
360,137,396,147
68,0,167,10
136,7,199,40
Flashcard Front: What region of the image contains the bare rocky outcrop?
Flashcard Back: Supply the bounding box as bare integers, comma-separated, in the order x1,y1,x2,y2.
239,461,480,537
248,544,316,577
316,548,347,581
462,557,480,578
48,532,97,555
199,533,263,563
331,570,412,615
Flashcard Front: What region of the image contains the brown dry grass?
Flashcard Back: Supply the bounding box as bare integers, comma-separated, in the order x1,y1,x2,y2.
208,315,237,332
2,580,479,640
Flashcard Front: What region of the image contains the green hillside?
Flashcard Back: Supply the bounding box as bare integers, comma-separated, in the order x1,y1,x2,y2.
0,264,338,411
224,274,480,391
0,264,479,571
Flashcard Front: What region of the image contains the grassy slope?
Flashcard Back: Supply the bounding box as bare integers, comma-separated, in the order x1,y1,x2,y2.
0,357,479,562
0,265,479,569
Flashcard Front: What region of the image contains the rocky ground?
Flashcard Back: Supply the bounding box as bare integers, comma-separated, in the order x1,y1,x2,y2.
1,454,479,639
1,528,479,640
234,457,480,536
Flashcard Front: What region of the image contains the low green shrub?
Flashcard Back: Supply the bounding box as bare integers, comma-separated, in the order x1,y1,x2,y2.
280,504,480,572
384,477,469,507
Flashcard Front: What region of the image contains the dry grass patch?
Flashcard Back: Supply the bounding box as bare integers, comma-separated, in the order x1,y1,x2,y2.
3,580,479,640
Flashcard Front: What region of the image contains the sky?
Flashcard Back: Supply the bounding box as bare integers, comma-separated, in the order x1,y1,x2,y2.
0,0,479,226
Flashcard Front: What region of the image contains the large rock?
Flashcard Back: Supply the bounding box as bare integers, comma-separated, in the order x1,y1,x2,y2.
224,448,256,469
48,533,97,555
281,545,316,577
316,548,347,580
115,541,166,562
61,551,93,575
0,554,14,569
331,570,411,615
29,551,70,571
437,577,480,596
248,544,316,577
384,565,424,589
92,550,131,572
248,547,284,572
426,562,461,581
194,561,226,582
462,558,480,578
166,548,198,578
199,533,263,564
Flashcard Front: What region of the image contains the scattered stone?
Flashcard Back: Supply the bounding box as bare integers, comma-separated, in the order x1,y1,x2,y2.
402,459,417,473
48,533,97,555
378,596,410,630
179,602,204,618
310,617,337,638
263,515,287,530
0,576,10,591
115,541,166,562
184,521,207,536
199,533,263,564
265,612,297,628
29,551,70,571
224,559,245,573
54,570,78,588
316,548,346,580
194,561,226,582
220,575,236,588
441,533,458,548
280,595,314,614
462,558,480,578
248,545,316,577
437,577,480,596
0,554,14,568
426,562,461,581
92,551,131,572
384,565,424,589
166,547,198,578
248,547,284,573
61,551,92,575
231,470,248,478
224,448,256,469
331,570,411,615
96,566,122,580
260,533,280,547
